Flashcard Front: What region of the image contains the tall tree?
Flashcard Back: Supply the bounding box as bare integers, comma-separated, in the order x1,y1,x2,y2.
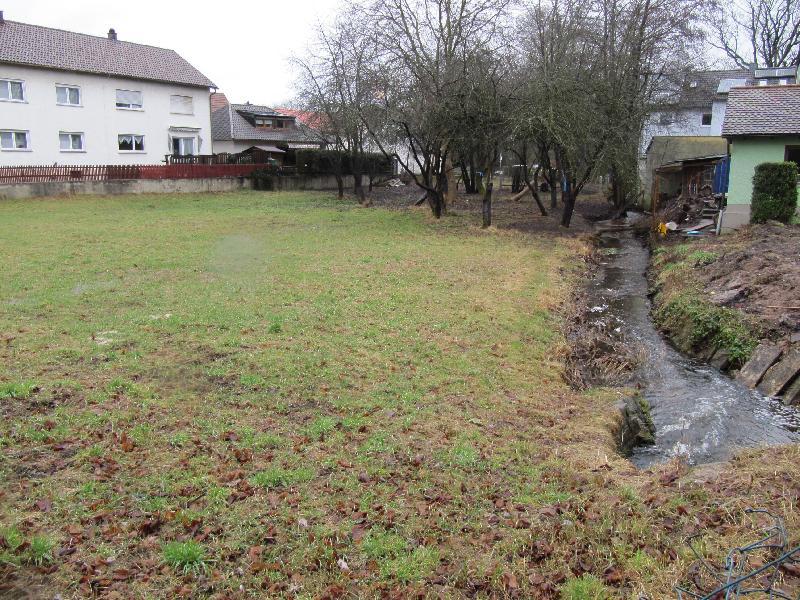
711,0,800,68
294,9,380,204
353,0,511,217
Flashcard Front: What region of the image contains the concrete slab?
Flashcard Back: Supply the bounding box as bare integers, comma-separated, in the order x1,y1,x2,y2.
736,342,783,388
758,348,800,398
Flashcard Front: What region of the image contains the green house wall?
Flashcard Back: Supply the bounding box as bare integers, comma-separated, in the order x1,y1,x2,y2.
728,136,800,205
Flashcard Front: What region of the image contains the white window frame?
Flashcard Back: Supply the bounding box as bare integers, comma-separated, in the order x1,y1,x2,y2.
171,136,197,156
59,131,85,152
0,78,26,103
170,94,194,115
0,129,31,151
115,89,144,110
118,134,145,153
56,84,82,106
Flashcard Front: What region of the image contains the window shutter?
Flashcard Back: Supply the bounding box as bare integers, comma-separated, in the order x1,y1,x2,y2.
170,95,193,114
116,89,142,106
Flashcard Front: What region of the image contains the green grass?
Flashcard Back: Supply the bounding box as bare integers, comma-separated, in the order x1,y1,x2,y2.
2,190,788,597
561,574,610,599
162,540,209,575
0,381,37,400
250,466,315,489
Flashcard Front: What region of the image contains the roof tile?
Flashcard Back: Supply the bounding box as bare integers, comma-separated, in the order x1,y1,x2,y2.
722,85,800,137
0,20,215,88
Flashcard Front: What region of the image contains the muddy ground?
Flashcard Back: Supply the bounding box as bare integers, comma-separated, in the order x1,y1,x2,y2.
368,182,611,235
659,223,800,343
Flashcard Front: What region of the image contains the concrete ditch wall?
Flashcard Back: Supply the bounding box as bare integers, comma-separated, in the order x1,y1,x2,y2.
0,174,353,200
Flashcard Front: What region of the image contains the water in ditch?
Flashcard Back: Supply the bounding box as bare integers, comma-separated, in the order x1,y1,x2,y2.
590,225,800,468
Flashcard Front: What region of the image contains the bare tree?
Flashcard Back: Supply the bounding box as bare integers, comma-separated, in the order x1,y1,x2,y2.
351,0,512,218
711,0,800,68
514,0,706,226
294,9,380,204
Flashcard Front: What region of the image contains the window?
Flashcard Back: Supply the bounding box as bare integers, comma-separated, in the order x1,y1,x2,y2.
779,79,788,85
118,134,144,152
658,112,674,126
0,79,25,102
255,117,272,128
786,146,800,170
758,80,768,86
56,85,81,106
170,95,194,114
171,136,195,156
0,130,29,150
116,89,143,109
689,81,698,88
59,132,84,151
275,120,285,129
701,113,712,126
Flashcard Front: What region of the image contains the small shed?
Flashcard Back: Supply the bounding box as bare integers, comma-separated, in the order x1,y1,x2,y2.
652,154,727,203
644,136,728,209
722,84,800,228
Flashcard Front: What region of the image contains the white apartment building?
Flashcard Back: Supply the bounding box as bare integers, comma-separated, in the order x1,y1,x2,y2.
0,14,215,165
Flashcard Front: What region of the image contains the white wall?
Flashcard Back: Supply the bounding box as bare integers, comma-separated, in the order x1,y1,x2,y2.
0,64,211,166
213,140,257,154
640,107,723,156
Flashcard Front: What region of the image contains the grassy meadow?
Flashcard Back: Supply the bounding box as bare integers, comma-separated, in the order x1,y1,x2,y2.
1,191,799,599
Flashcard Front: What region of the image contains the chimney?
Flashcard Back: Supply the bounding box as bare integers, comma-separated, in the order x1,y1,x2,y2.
107,28,117,41
0,11,5,24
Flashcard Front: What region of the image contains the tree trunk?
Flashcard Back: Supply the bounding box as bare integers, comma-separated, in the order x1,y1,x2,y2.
482,181,493,228
549,168,558,209
468,159,478,194
523,165,548,216
561,179,576,228
428,190,444,218
335,173,344,199
445,157,457,207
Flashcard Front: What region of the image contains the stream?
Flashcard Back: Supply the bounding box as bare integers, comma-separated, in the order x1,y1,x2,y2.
590,226,800,468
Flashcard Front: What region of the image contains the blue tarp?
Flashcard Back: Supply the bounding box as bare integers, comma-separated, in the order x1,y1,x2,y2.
713,156,730,194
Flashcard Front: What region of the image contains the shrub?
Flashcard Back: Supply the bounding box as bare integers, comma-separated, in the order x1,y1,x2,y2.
295,149,391,177
750,162,798,224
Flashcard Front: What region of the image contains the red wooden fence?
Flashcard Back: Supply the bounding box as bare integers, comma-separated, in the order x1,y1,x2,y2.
0,163,274,185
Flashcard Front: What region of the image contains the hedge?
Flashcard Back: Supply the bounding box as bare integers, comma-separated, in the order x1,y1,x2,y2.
295,149,391,176
750,161,798,224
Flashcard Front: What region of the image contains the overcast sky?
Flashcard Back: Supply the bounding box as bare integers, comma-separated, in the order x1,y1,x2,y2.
5,0,341,106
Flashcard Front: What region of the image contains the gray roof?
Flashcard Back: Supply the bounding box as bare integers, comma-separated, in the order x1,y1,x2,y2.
722,85,800,137
680,69,751,108
0,20,215,88
212,103,325,145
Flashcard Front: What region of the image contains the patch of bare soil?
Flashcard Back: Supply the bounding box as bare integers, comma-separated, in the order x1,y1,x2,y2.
693,224,800,339
368,182,613,235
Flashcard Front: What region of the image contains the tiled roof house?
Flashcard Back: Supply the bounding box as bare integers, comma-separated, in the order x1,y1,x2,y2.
211,96,325,159
722,85,800,227
0,14,216,165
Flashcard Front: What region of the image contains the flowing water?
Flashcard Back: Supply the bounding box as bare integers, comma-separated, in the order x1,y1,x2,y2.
589,226,800,468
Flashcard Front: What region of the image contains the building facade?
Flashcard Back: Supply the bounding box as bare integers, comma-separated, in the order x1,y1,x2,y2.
722,85,800,228
0,17,215,166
